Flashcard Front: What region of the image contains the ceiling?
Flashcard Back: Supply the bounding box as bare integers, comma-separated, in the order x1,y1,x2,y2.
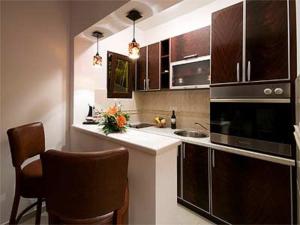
136,0,217,31
80,0,217,42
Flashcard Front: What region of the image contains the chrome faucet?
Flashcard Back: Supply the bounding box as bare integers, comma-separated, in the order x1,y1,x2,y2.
195,122,209,132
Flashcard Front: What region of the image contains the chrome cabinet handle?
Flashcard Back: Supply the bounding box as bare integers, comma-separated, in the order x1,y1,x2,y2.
247,61,251,81
212,150,215,168
183,54,198,60
236,63,240,82
147,78,150,90
143,79,146,90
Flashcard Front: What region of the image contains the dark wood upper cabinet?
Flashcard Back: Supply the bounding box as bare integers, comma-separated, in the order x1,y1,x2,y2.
212,150,292,225
107,51,134,98
211,2,243,84
211,0,291,85
171,26,210,62
246,0,289,82
182,143,209,212
147,43,160,90
136,46,147,91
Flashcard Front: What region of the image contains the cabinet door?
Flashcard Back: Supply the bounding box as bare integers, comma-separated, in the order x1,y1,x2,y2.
211,2,243,84
246,0,289,81
212,150,292,225
136,46,147,91
177,145,182,198
171,27,210,62
148,42,160,90
107,51,134,98
182,143,209,212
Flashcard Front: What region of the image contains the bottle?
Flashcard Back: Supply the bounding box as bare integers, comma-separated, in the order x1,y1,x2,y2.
171,110,176,129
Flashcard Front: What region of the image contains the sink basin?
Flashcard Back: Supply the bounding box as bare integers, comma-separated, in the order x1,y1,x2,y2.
174,130,209,138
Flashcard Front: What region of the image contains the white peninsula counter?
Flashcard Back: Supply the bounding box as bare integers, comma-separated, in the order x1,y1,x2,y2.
71,124,181,225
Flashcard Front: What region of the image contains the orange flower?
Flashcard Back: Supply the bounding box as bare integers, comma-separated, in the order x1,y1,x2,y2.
107,106,118,115
117,115,127,128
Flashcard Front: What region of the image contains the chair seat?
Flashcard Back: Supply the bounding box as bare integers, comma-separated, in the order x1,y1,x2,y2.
57,212,114,225
21,159,44,198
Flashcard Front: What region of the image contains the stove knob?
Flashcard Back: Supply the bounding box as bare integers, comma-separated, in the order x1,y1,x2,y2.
274,88,284,95
264,88,272,95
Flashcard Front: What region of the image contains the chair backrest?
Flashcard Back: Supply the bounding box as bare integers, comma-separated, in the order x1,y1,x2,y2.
41,148,129,222
7,122,45,167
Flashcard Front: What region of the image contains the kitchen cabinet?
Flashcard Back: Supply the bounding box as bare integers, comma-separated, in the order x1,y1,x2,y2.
160,39,170,89
136,43,160,91
211,149,292,225
107,51,134,98
246,0,289,82
147,43,160,90
211,0,290,85
136,47,147,91
178,143,209,213
177,145,181,197
211,2,243,84
171,27,210,62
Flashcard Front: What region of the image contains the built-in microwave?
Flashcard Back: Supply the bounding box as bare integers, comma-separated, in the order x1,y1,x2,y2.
170,55,210,89
210,83,294,158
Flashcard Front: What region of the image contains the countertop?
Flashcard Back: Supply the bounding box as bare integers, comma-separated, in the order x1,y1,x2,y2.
72,124,181,155
73,124,295,166
138,126,296,166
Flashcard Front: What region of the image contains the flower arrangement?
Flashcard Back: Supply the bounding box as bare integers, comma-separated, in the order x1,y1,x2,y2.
100,105,130,135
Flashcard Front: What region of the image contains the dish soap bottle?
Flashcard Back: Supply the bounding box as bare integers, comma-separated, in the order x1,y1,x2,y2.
171,110,176,129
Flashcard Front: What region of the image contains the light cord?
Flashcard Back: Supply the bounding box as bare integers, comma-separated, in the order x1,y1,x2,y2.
97,35,99,54
133,20,135,40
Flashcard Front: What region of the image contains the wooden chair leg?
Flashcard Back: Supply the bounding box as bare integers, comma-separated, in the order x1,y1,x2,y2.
9,192,20,225
35,198,42,225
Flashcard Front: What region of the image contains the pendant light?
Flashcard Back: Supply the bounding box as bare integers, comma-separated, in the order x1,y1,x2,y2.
92,31,103,67
127,10,142,60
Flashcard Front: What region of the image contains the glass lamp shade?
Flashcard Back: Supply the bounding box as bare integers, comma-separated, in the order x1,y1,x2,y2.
128,40,140,60
93,53,102,66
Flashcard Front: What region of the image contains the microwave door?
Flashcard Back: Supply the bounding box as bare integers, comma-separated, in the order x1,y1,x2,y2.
170,55,210,89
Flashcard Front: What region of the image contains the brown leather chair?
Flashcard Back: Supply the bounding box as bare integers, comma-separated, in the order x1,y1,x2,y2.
41,148,129,225
7,122,45,225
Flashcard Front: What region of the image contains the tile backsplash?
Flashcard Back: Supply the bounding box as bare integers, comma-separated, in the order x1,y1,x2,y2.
134,89,210,129
95,89,210,130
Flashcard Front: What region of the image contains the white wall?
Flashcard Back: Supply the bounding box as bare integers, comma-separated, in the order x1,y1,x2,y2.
71,0,129,37
0,1,70,223
73,27,144,124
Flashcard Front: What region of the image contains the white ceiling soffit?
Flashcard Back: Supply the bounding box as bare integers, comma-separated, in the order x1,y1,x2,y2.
80,0,217,42
80,0,182,42
136,0,218,31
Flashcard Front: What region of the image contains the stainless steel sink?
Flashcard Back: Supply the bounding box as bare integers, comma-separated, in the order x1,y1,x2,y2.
174,130,209,138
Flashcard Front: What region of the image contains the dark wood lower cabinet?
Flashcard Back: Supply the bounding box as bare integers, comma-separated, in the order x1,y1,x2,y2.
180,143,209,212
177,145,181,197
211,150,292,225
177,145,294,225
